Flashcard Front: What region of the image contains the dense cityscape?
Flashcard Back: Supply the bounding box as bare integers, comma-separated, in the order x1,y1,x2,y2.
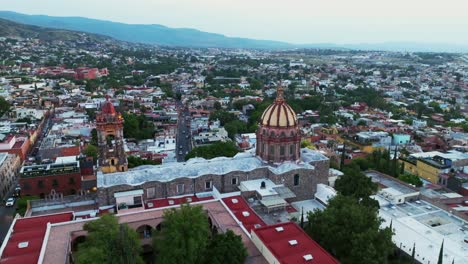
0,6,467,264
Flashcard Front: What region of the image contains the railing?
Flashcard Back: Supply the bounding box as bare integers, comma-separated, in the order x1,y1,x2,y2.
21,167,80,178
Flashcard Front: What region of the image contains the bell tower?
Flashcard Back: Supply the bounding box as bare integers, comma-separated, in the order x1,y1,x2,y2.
96,96,128,173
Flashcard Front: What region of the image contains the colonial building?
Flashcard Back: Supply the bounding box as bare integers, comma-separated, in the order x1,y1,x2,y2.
0,153,21,201
96,84,330,208
19,160,82,197
96,96,128,173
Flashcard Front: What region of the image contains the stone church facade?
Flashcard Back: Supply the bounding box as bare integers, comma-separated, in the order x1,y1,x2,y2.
97,83,329,206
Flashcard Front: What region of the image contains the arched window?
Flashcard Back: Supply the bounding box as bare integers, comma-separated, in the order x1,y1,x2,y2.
156,223,162,231
136,225,152,239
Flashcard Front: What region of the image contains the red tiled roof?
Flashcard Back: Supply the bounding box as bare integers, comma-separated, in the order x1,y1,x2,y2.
59,146,80,157
252,222,339,264
0,212,73,264
222,196,266,232
145,195,214,209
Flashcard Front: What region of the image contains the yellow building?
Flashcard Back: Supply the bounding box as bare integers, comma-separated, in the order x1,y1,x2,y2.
399,151,466,184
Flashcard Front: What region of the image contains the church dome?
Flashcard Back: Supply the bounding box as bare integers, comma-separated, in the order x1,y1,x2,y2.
101,95,116,115
260,86,297,127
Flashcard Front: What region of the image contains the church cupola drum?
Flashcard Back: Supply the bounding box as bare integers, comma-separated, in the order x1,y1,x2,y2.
256,82,301,163
96,96,128,173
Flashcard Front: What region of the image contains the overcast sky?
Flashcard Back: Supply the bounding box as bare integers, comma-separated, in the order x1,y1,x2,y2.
1,0,468,45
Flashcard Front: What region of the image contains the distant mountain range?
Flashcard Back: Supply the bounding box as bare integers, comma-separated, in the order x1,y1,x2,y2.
0,11,466,52
0,17,115,43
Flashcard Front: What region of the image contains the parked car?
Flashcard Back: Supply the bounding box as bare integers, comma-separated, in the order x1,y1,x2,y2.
5,197,15,207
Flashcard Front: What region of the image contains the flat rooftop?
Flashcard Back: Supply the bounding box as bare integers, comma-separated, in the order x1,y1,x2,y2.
252,222,339,264
376,196,468,264
222,196,267,232
366,171,420,195
0,212,74,264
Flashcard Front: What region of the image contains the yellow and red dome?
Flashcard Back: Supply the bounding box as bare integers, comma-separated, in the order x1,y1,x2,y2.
260,86,297,127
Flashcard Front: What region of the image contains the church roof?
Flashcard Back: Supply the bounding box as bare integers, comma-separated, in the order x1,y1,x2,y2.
97,149,328,188
101,95,116,115
260,84,297,127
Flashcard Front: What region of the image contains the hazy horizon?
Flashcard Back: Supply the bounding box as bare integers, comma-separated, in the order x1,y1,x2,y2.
1,0,468,46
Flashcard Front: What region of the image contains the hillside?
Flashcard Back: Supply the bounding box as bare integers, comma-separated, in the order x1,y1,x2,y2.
0,11,466,52
0,17,116,43
0,11,294,49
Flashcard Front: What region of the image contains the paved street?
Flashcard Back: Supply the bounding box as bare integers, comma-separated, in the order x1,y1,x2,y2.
176,102,192,162
0,201,17,244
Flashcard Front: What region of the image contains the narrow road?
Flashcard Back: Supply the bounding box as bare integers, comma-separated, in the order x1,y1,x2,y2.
0,199,17,244
175,102,192,162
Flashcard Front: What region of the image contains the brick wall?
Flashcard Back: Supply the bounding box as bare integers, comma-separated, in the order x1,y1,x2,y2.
20,172,82,197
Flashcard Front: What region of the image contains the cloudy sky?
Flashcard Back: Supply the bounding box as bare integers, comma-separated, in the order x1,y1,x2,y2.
1,0,468,45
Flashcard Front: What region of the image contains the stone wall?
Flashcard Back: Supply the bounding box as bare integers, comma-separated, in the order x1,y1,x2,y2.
98,157,330,206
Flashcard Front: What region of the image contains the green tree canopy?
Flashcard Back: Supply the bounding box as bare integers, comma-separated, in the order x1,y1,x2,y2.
123,112,155,140
127,156,161,168
306,195,393,264
398,173,423,187
335,165,378,201
204,230,247,264
83,144,98,163
185,141,239,161
75,214,143,264
0,96,10,117
209,110,237,126
154,204,210,264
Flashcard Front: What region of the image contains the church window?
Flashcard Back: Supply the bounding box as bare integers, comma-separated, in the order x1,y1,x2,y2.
294,174,300,186
147,187,155,199
177,184,184,194
231,177,238,185
205,181,212,190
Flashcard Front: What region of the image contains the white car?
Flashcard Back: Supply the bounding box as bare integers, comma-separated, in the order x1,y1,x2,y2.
5,197,15,207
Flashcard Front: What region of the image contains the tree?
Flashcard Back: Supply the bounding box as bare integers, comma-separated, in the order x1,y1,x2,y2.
204,230,247,264
0,96,10,117
398,173,423,187
335,166,378,201
85,79,100,92
75,214,143,264
209,110,237,126
437,240,444,264
224,120,248,139
123,113,155,140
185,141,239,161
90,129,98,146
83,145,98,163
305,195,394,264
127,156,161,168
86,109,97,121
213,101,222,110
154,204,210,264
340,142,346,170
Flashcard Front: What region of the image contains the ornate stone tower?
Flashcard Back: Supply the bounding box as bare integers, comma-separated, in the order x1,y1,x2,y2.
256,83,301,163
96,96,128,173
